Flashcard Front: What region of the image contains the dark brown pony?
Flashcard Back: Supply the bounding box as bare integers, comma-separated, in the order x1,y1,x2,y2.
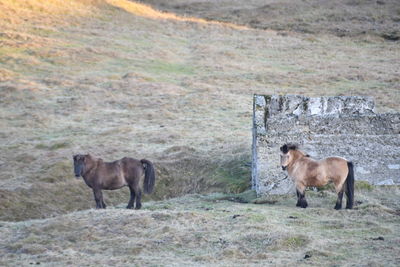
280,144,354,210
73,154,155,209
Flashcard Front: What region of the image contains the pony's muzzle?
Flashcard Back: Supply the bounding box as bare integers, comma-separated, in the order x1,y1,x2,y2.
282,166,287,171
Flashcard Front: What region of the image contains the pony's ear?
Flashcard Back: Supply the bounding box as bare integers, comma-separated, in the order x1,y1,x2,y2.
280,144,288,154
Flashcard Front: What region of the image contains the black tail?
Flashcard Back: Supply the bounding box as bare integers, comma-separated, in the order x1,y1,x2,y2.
141,159,155,194
345,161,354,209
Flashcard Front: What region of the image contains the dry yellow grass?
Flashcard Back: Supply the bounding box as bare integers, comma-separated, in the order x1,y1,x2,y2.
141,0,400,40
0,1,399,265
106,0,249,30
0,186,399,266
0,0,399,220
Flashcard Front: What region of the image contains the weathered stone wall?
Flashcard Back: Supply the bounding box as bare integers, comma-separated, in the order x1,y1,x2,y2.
252,94,400,195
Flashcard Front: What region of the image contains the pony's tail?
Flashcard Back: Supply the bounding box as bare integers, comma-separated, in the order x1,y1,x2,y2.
345,161,354,209
141,159,155,194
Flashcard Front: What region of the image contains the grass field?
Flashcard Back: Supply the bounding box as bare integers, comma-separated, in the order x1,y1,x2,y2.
1,186,399,265
0,0,399,265
140,0,400,40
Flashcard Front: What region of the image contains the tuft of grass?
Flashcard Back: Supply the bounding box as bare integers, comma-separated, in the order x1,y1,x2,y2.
0,47,27,57
30,27,58,37
35,142,70,150
248,213,266,223
276,235,309,250
317,183,335,191
355,180,374,191
316,180,374,192
212,159,251,194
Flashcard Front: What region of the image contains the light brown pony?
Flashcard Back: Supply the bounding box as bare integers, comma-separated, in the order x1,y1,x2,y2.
73,154,155,209
280,144,354,209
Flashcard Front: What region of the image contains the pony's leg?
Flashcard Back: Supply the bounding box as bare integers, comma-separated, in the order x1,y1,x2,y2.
93,189,105,209
334,181,345,210
334,191,344,210
135,188,142,210
126,185,136,209
296,184,308,208
296,189,302,207
299,192,308,208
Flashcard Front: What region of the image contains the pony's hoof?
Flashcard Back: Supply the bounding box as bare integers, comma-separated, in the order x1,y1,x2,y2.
300,202,308,208
126,206,133,209
135,205,142,210
296,202,301,207
334,204,342,210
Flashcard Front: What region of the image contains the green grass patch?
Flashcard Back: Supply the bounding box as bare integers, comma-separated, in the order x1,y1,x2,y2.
249,213,266,223
212,158,251,194
35,142,70,150
30,27,58,37
143,60,195,77
277,235,309,250
40,160,72,183
315,180,374,192
355,180,374,191
0,46,27,57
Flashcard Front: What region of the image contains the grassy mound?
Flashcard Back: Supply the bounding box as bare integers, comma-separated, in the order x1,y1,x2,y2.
1,186,399,265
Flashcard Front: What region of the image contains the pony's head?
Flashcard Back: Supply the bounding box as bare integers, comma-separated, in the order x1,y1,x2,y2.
280,143,298,170
73,154,88,178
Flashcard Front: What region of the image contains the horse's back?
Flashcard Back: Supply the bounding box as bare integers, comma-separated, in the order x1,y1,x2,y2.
323,156,348,167
92,159,125,189
95,157,142,188
322,156,349,179
121,157,143,169
99,160,121,176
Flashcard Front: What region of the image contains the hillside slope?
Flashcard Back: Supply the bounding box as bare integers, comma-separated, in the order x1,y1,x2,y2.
140,0,400,40
0,0,400,221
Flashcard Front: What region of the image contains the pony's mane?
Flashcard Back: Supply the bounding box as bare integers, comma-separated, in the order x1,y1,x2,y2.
286,143,298,151
280,143,300,154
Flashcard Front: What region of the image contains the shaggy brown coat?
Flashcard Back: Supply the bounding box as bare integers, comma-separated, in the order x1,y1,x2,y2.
280,144,354,209
73,154,155,209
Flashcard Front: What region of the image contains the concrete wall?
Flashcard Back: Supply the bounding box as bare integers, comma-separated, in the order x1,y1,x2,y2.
252,94,400,195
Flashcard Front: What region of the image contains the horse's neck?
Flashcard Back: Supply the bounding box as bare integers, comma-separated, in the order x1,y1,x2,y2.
83,158,100,178
288,151,307,175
